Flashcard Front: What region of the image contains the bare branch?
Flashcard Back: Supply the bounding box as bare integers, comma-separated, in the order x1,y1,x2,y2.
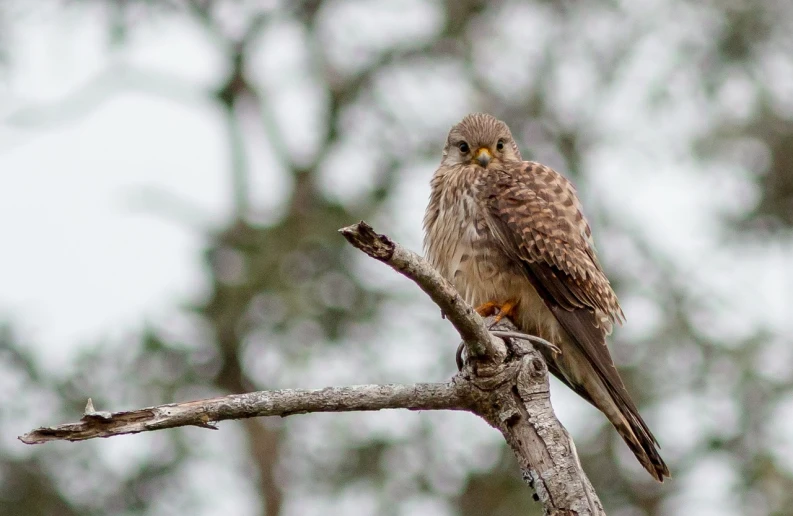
339,221,505,362
19,382,470,445
468,317,605,515
21,221,605,515
340,221,604,515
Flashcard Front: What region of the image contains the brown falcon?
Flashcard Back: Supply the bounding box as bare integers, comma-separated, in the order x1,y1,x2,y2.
423,113,670,481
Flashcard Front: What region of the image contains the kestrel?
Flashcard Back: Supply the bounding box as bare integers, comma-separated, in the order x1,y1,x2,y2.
423,113,670,481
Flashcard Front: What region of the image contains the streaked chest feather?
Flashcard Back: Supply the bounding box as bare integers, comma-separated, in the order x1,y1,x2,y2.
423,166,560,340
424,171,518,302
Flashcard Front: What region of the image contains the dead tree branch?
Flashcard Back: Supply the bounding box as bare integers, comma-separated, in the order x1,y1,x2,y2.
19,383,469,444
20,221,604,515
338,222,505,362
341,221,604,515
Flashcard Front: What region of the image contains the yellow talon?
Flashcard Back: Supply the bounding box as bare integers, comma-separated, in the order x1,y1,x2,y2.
474,300,519,322
474,301,499,318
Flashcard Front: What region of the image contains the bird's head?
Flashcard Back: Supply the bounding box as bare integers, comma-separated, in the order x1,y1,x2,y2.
441,113,522,169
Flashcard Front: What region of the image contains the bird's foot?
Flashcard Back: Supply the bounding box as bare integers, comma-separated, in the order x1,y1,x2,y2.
474,300,519,324
474,301,499,318
456,330,561,371
492,300,518,324
489,330,562,356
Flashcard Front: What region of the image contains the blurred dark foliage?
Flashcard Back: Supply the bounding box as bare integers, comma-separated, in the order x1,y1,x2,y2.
1,1,792,515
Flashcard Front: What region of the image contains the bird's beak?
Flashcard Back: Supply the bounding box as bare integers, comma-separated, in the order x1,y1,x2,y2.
474,147,492,168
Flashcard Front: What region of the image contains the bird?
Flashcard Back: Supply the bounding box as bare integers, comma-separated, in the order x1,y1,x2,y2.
423,112,670,481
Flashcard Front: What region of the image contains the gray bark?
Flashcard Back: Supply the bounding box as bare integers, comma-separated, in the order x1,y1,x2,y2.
20,221,605,516
19,383,470,443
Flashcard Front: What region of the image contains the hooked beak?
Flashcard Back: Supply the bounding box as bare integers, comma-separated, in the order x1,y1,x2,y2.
474,147,492,168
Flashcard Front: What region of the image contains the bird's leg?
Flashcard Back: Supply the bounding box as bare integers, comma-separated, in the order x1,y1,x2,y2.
459,299,522,370
474,300,519,321
474,301,500,318
492,299,519,324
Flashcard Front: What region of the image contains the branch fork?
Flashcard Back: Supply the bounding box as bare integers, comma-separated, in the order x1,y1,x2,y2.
20,221,605,516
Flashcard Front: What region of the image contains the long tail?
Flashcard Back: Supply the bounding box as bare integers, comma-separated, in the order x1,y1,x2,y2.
544,346,671,481
612,404,670,481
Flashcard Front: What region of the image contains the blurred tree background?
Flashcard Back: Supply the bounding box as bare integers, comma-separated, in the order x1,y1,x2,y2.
1,1,792,515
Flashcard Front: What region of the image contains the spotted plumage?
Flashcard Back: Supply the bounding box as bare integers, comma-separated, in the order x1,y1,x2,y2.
424,113,669,481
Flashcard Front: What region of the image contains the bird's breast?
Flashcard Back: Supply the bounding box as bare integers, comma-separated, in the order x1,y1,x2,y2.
424,169,560,341
425,178,516,304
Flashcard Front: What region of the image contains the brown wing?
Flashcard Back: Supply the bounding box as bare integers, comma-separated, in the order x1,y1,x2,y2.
477,160,657,443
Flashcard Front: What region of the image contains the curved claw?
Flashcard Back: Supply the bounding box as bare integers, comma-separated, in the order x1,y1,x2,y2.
455,342,465,371
492,300,518,324
489,330,562,356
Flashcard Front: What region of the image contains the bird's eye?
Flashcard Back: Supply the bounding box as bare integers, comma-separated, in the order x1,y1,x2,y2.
496,139,505,151
458,141,469,153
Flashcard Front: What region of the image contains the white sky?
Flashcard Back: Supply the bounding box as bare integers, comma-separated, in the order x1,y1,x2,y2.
0,9,232,369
